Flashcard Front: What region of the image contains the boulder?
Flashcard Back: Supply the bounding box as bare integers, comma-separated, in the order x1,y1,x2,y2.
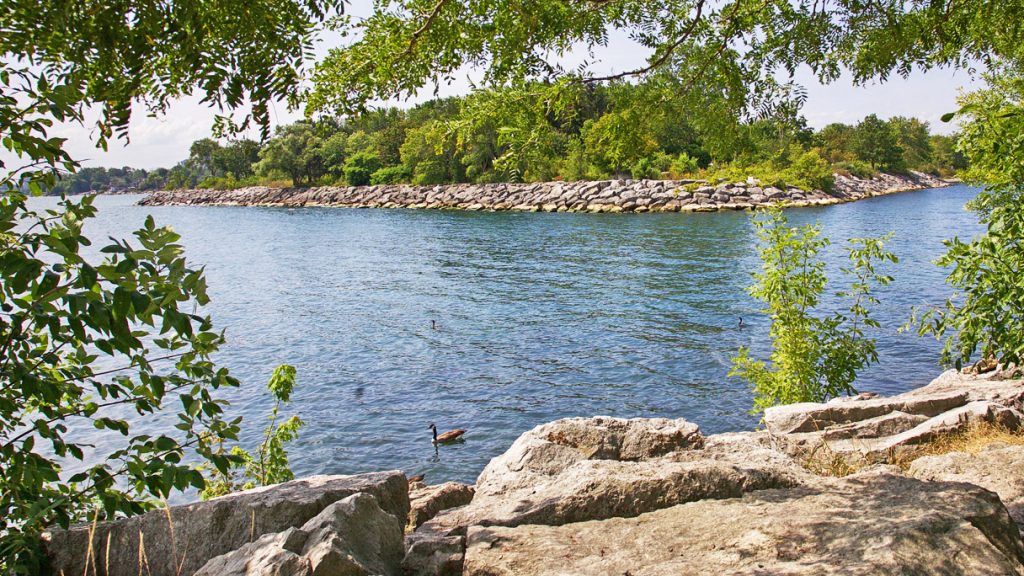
192,528,312,576
403,531,466,576
408,482,475,530
195,492,405,576
909,441,1024,531
463,474,1024,575
419,419,801,534
43,472,409,576
908,369,1024,409
764,390,969,434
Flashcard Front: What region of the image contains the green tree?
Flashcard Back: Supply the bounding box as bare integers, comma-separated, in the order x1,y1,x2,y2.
400,121,463,185
583,108,659,177
815,123,855,163
255,122,326,186
213,139,261,179
730,207,897,414
343,151,383,186
910,69,1024,370
888,116,933,171
188,138,223,178
852,115,905,172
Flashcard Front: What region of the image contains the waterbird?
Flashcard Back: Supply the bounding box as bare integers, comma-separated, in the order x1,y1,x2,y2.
431,320,437,330
429,423,466,445
409,473,425,484
738,316,745,328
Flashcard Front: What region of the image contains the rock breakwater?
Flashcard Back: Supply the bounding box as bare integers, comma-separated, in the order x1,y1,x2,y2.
139,171,949,212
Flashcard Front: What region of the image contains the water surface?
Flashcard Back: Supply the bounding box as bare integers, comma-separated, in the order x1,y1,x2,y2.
32,185,983,484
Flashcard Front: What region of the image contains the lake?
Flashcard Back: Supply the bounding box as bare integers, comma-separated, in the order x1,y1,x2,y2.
31,185,984,484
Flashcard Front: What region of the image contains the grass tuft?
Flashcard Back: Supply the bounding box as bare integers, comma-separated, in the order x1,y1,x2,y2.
804,421,1024,477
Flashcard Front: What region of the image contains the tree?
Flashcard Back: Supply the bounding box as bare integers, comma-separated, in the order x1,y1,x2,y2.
730,208,897,414
188,138,223,178
1,0,340,571
815,123,855,163
910,68,1024,371
888,116,933,171
343,151,383,186
852,115,904,172
214,140,262,179
255,123,327,187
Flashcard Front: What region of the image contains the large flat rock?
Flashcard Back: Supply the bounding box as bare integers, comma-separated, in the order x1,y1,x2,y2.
464,474,1024,575
418,418,803,535
910,441,1024,532
43,472,409,576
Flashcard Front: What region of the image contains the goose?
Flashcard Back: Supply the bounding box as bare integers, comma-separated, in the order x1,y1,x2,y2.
738,316,745,328
429,423,466,445
409,473,425,484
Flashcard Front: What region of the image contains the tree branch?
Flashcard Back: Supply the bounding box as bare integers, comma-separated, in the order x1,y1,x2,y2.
586,0,707,83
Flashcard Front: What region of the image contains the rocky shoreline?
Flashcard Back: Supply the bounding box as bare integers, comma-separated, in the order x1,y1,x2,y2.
138,171,950,213
43,368,1024,575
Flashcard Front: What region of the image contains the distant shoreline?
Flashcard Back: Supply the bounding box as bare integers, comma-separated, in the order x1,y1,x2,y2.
138,171,951,213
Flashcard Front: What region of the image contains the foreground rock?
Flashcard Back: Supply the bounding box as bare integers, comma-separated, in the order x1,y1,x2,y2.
43,472,409,576
417,416,803,535
910,442,1024,531
195,492,404,576
42,370,1024,576
408,482,475,531
139,172,949,213
766,370,1024,465
464,474,1024,576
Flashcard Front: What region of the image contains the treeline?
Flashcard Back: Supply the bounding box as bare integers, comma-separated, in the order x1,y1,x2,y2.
54,82,968,194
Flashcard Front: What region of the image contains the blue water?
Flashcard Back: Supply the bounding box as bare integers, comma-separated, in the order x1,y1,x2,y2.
29,186,984,485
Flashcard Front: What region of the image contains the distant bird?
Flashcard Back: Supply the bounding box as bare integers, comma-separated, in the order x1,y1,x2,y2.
409,473,425,484
431,320,437,330
738,316,745,328
429,423,466,445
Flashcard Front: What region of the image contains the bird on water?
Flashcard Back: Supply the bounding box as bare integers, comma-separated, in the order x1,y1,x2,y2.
429,423,466,445
738,316,745,328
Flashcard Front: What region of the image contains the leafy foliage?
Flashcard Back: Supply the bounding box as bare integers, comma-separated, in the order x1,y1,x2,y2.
1,0,340,572
0,195,241,571
910,68,1024,370
201,366,304,499
730,207,897,414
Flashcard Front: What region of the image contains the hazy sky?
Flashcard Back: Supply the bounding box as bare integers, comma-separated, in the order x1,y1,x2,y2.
13,12,982,171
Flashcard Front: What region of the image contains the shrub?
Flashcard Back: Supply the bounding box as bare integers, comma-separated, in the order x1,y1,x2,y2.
730,207,898,414
669,152,700,177
370,165,411,185
784,148,834,192
833,160,877,180
630,156,662,179
343,151,383,186
201,366,303,499
0,197,242,570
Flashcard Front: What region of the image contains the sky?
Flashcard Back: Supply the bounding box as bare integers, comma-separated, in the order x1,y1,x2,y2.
13,12,983,171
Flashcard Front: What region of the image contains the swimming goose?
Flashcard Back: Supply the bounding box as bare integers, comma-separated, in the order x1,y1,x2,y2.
428,423,466,445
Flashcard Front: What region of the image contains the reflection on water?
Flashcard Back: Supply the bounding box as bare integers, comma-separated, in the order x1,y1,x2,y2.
30,185,983,484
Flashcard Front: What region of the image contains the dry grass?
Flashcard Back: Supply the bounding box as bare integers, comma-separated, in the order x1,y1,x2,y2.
803,449,864,477
901,421,1024,464
804,421,1024,477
